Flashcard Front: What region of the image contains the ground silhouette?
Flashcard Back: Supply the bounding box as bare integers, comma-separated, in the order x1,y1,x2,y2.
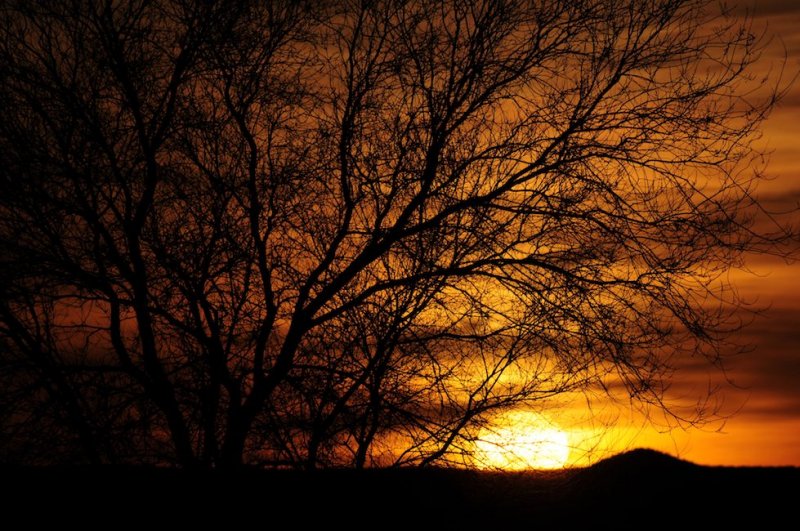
3,449,796,527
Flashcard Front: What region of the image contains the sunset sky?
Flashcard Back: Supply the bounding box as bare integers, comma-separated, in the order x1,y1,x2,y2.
0,0,796,472
581,0,800,467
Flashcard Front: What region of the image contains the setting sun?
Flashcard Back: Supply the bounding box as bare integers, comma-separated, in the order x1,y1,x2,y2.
475,412,570,470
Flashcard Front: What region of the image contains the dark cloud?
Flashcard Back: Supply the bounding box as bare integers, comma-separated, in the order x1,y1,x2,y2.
775,91,800,108
753,187,800,208
734,0,800,17
735,398,800,418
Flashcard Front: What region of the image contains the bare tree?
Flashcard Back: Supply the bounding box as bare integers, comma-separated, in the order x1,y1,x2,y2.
0,0,792,468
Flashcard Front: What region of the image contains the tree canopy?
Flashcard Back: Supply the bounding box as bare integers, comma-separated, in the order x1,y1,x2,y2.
0,0,792,468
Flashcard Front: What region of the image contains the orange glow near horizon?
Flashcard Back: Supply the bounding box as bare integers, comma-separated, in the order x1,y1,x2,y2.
496,4,800,471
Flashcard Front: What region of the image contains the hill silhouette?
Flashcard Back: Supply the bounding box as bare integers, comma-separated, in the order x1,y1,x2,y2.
592,447,695,468
2,450,797,527
575,447,697,484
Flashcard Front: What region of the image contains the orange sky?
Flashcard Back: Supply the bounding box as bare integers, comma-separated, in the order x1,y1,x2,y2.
435,1,800,469
4,0,795,470
570,0,800,467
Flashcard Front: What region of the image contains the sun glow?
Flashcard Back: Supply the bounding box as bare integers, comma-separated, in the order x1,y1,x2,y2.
475,411,570,470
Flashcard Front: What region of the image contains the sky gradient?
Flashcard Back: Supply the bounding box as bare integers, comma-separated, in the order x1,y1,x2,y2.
0,0,795,470
599,0,800,466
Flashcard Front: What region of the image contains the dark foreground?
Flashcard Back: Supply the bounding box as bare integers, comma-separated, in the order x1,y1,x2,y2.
2,450,797,527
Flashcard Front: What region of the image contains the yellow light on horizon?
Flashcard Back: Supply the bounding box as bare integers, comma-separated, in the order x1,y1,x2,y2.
474,411,570,470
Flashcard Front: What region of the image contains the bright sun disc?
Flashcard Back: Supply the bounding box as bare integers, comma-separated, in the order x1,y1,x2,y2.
475,411,570,470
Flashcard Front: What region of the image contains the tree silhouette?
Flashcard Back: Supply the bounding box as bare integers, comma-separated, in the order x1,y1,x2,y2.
0,0,792,468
